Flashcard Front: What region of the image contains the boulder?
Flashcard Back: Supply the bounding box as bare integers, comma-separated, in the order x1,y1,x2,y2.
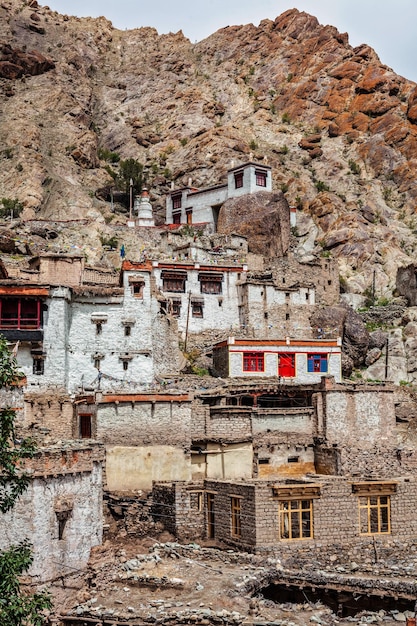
217,191,290,258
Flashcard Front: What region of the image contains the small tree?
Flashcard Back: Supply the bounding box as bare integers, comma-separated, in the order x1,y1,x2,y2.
105,158,144,209
0,336,52,624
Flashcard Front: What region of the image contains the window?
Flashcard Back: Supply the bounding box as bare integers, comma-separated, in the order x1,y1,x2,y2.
96,323,102,335
162,271,187,293
171,300,181,317
192,303,204,318
307,353,328,373
123,360,129,371
278,353,295,377
172,194,182,209
279,499,313,540
79,414,92,439
186,209,193,225
243,352,264,372
131,282,144,298
33,358,44,375
359,495,391,535
231,497,242,538
199,273,223,294
255,170,267,187
56,511,71,540
125,325,131,337
234,171,243,189
173,212,181,224
0,298,41,329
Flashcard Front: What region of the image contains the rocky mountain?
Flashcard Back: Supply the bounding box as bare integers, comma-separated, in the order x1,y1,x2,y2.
1,0,417,297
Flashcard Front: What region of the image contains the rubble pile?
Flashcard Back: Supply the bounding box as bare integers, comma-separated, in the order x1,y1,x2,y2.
55,541,417,626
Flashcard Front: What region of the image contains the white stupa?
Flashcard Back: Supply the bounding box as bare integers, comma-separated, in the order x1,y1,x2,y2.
135,188,155,227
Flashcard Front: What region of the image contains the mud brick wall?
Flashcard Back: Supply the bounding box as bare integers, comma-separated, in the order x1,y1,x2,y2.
207,408,252,440
96,400,192,447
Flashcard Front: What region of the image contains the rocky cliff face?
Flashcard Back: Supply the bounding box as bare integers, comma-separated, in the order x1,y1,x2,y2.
1,1,417,296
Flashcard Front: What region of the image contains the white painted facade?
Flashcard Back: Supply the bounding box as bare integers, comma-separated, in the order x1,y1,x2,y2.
166,162,272,229
151,261,246,334
11,271,178,393
213,337,342,383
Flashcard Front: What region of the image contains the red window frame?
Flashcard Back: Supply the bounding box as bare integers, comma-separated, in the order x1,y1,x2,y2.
0,298,42,329
186,209,193,224
255,170,267,187
234,172,243,189
243,352,264,372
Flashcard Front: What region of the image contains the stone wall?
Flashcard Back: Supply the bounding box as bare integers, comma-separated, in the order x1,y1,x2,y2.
200,476,417,553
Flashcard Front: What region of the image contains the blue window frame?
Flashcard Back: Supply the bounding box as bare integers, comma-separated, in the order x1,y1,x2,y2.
307,353,328,373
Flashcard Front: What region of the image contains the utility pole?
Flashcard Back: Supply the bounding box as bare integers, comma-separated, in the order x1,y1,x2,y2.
184,291,192,353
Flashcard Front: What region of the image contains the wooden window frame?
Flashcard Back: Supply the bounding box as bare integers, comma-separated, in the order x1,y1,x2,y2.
255,170,267,187
231,496,242,538
186,209,193,225
279,499,313,541
358,495,391,535
172,194,182,210
131,282,144,298
243,351,264,372
173,212,181,225
32,357,44,375
0,298,42,330
199,273,223,295
79,414,92,439
162,272,187,293
307,353,328,373
191,302,204,318
234,171,243,189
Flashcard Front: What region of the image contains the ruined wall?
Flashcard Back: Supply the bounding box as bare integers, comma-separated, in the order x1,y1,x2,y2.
38,256,83,286
153,482,206,542
22,391,73,441
0,444,103,583
270,256,339,307
240,282,315,339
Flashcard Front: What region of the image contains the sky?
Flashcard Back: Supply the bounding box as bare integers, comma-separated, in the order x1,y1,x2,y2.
43,1,417,83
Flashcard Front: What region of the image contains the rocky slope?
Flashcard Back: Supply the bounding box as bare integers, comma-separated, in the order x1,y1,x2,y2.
1,1,417,296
